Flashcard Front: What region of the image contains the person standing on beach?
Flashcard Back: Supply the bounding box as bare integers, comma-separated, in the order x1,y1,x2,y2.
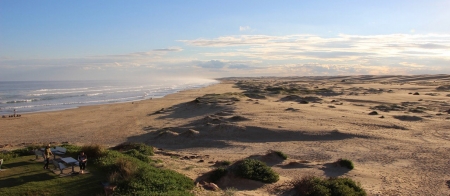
43,144,53,169
78,151,87,174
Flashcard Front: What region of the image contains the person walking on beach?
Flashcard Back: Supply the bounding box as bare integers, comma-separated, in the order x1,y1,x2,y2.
43,144,53,169
78,151,87,174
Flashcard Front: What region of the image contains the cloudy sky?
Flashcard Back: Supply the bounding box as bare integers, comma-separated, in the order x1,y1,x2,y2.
1,0,449,81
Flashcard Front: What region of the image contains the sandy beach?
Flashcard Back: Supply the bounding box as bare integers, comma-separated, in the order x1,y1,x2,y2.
1,75,450,195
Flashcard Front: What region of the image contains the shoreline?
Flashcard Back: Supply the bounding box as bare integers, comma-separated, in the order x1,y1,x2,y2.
0,81,228,148
0,80,220,116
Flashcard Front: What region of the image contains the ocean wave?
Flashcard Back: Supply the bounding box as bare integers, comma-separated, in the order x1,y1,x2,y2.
1,79,219,114
3,95,145,110
28,86,147,96
36,87,89,92
86,93,103,96
5,99,39,104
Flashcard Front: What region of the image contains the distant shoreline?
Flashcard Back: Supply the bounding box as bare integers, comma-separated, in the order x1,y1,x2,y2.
0,79,219,116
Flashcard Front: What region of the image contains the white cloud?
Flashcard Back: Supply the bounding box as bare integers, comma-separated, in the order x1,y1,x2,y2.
2,34,450,80
239,26,252,32
180,34,450,65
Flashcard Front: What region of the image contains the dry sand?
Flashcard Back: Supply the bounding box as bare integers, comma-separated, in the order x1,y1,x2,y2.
1,75,450,195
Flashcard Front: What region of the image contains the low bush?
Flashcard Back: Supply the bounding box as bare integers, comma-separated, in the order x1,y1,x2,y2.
209,167,228,183
10,148,31,156
292,175,366,196
96,148,194,195
60,144,82,155
0,151,18,161
235,159,279,183
125,149,152,163
0,145,39,160
339,159,354,170
274,151,288,160
221,160,232,166
113,158,140,183
81,144,104,159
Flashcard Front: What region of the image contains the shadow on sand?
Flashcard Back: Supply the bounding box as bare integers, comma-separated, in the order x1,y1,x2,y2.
128,123,374,151
393,115,423,121
319,163,351,177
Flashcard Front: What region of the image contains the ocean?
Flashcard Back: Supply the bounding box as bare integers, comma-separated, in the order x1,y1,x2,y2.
0,78,218,115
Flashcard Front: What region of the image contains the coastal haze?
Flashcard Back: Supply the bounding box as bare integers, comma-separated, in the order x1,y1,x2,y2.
1,1,450,196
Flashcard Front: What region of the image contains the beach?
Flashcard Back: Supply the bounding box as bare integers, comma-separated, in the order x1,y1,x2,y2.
1,75,450,195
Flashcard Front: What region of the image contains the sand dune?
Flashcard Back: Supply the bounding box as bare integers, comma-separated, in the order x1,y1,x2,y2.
1,75,450,195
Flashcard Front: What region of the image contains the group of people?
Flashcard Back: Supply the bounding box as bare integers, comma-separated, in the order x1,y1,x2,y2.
43,144,87,174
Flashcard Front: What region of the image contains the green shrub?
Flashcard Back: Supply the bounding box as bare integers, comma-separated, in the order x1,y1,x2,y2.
273,151,288,160
133,143,154,156
0,146,38,160
339,159,354,170
11,148,31,156
112,142,154,156
235,159,279,183
221,160,232,166
60,144,82,155
95,150,128,172
96,149,194,195
210,167,228,183
115,165,194,195
81,144,104,159
125,149,151,163
292,175,366,196
0,151,18,161
113,158,140,182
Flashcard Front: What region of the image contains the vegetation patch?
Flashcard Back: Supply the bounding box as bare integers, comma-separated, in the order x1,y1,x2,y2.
291,175,366,196
370,104,406,112
209,167,228,183
96,144,194,195
234,159,279,183
338,159,354,170
221,160,232,166
124,149,152,163
81,144,104,158
111,142,154,156
436,85,450,91
273,151,288,160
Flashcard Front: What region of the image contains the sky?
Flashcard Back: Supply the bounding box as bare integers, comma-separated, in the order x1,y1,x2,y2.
1,0,450,81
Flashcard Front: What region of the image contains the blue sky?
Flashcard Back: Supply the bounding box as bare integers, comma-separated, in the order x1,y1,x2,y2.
1,0,449,80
